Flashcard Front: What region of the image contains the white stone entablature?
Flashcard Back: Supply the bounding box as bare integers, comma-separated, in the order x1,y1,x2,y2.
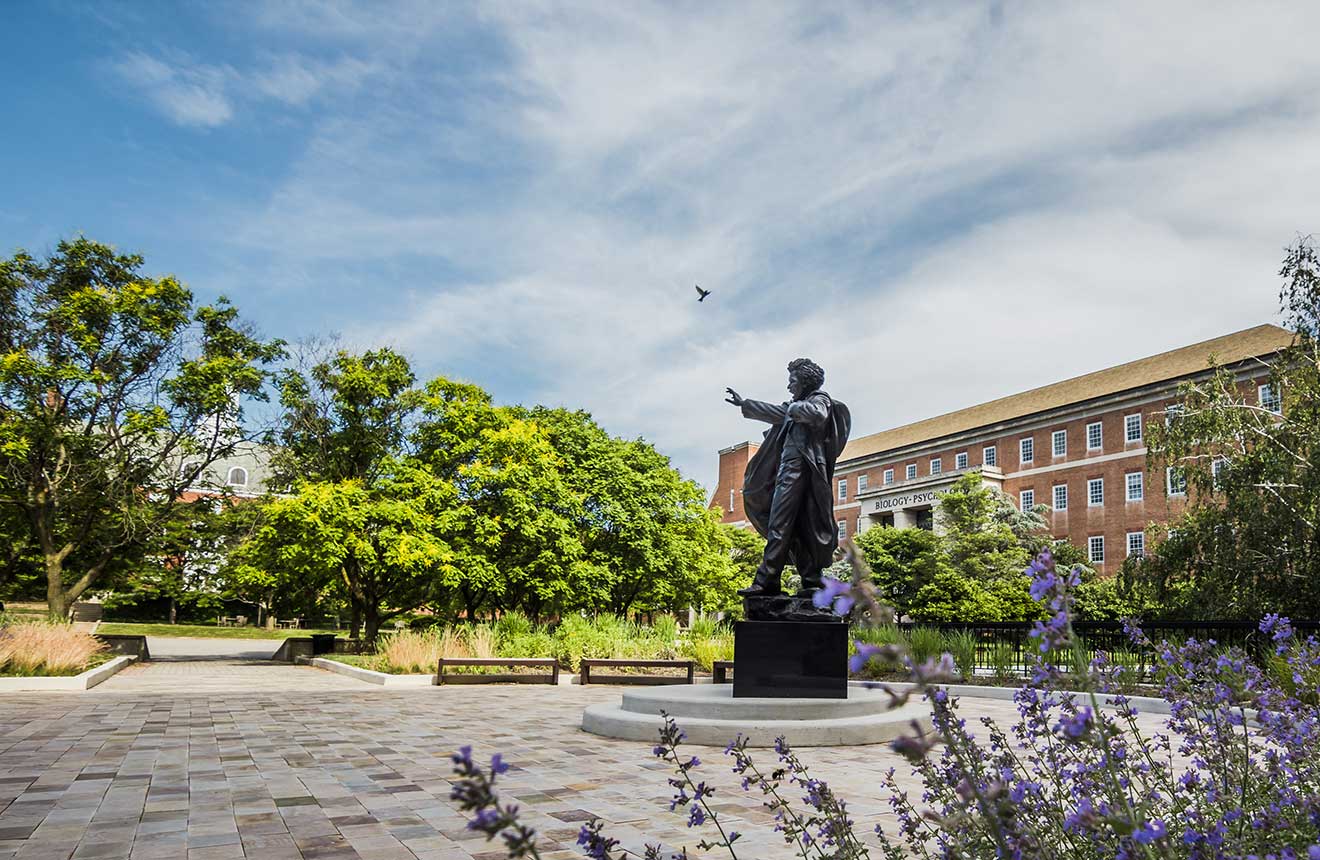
856,467,1003,533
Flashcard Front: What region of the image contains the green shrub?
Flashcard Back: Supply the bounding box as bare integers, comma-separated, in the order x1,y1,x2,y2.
908,626,945,664
687,612,722,639
650,614,679,643
683,634,734,672
942,629,978,680
988,641,1019,682
493,610,534,641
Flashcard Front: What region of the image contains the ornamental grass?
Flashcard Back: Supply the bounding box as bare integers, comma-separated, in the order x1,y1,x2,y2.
0,620,107,676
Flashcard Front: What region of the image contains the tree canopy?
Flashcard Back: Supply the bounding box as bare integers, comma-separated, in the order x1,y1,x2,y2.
1142,238,1320,619
0,239,283,618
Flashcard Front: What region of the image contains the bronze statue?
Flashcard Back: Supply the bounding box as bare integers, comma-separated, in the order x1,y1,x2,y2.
726,358,851,599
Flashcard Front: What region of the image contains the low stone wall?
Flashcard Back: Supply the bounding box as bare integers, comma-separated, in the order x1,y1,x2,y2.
95,634,150,660
272,637,314,663
0,655,137,692
298,656,434,686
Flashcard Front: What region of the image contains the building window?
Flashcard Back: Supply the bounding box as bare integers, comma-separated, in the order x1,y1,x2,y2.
1086,421,1103,451
1126,471,1144,501
1127,531,1145,558
857,474,868,493
1212,457,1227,489
930,457,942,476
883,468,894,485
1020,489,1034,512
1165,403,1183,425
1052,484,1067,511
728,489,734,512
226,467,248,487
955,451,968,470
838,479,847,501
1052,430,1066,457
983,445,997,467
837,520,847,540
906,464,917,480
1259,383,1281,414
1020,437,1034,464
179,462,200,483
1088,535,1105,563
1087,477,1104,506
1125,413,1142,443
1167,466,1187,496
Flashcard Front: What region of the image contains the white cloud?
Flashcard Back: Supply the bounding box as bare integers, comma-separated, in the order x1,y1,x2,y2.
110,49,381,127
112,52,233,127
194,2,1320,489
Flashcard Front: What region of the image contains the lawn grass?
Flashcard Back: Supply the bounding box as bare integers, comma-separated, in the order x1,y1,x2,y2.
96,622,342,640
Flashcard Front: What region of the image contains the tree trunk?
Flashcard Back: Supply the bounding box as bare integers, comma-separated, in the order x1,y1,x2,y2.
45,555,68,621
169,598,177,625
363,605,381,645
349,601,362,640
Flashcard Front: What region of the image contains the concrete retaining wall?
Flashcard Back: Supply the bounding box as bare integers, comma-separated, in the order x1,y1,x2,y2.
0,655,137,692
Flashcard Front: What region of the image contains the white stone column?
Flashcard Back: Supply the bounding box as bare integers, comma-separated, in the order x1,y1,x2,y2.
892,508,915,529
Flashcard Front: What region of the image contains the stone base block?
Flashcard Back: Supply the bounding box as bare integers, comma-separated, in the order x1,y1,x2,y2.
733,620,847,698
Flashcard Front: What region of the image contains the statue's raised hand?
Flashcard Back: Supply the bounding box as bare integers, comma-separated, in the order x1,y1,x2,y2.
725,387,744,407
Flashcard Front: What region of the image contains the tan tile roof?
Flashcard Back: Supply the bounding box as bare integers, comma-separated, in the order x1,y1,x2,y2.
840,324,1294,463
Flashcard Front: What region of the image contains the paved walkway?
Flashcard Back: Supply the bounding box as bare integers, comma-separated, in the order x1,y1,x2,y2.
0,665,1172,860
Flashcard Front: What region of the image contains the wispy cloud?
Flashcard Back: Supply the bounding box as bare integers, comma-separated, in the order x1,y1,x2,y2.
111,49,380,127
97,2,1320,488
112,52,233,127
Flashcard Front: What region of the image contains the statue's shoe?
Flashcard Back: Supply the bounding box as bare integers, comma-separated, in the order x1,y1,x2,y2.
737,583,782,597
793,588,819,599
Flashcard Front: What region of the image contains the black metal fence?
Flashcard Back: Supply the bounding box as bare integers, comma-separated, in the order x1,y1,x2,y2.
886,619,1320,683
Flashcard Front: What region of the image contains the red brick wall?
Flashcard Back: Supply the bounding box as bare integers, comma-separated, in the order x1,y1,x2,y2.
714,374,1271,571
710,443,759,523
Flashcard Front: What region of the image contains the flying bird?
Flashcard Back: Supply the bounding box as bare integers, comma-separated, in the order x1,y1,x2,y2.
695,284,711,302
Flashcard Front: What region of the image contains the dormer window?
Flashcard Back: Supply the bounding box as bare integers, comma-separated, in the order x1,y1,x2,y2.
226,467,248,487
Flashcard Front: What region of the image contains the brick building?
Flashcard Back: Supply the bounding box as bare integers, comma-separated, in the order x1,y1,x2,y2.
711,324,1293,573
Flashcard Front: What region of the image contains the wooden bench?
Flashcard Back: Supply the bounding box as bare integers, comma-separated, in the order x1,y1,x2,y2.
712,660,734,684
436,657,559,685
579,658,695,685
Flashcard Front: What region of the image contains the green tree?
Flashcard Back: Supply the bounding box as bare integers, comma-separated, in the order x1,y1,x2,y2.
227,461,454,642
1144,237,1320,619
0,239,283,619
854,473,1049,621
107,496,229,624
527,407,738,616
267,346,425,633
268,346,420,487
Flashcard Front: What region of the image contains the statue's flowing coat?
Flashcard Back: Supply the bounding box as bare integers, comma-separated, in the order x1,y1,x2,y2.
740,391,852,574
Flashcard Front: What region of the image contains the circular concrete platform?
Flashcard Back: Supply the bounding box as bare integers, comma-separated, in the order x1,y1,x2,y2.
581,683,933,747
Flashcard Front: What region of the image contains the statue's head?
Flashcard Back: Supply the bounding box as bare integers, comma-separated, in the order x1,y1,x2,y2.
786,358,824,400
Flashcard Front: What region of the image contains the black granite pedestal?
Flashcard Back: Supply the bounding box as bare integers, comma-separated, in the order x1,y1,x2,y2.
732,620,848,698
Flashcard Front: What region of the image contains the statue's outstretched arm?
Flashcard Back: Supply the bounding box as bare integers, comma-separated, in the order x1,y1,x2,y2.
739,398,789,425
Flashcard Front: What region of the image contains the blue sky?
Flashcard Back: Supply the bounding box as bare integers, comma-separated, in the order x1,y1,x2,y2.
4,2,1320,490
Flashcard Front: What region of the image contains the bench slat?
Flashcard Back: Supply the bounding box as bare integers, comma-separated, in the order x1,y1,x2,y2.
437,657,559,686
580,658,695,685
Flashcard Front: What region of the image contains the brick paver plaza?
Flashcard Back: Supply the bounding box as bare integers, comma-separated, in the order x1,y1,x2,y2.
0,659,1169,859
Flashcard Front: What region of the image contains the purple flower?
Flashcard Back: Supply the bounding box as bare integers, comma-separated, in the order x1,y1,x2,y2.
1053,706,1093,740
467,808,501,831
1260,613,1294,654
1133,819,1167,844
490,753,509,775
686,804,706,827
849,641,883,674
812,576,854,615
